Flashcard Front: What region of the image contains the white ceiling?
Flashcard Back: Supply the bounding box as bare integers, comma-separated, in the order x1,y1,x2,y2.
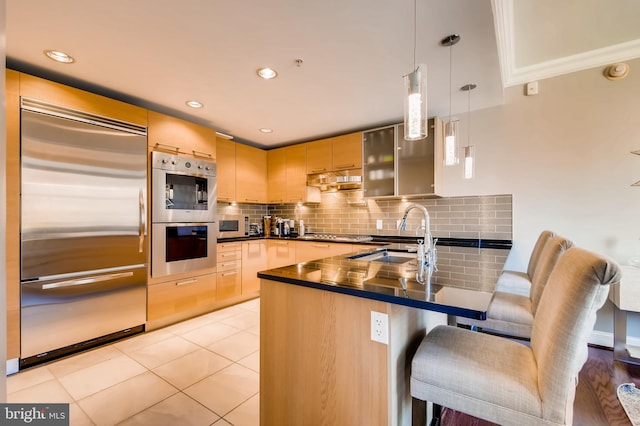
6,0,640,148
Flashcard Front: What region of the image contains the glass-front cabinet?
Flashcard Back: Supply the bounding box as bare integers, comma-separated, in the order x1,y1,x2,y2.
363,118,440,198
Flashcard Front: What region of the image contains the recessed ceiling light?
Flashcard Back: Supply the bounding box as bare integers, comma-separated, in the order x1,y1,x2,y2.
260,128,273,133
257,67,278,80
185,100,203,108
44,50,75,64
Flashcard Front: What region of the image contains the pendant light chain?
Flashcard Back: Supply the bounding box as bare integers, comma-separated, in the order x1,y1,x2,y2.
466,87,471,148
413,0,417,72
448,44,453,123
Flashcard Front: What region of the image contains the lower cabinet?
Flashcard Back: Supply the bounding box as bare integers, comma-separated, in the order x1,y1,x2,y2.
217,242,242,300
242,239,268,294
147,273,216,321
267,240,297,268
295,241,358,263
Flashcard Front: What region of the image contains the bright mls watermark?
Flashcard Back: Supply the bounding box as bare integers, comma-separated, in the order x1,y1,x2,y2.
1,404,69,425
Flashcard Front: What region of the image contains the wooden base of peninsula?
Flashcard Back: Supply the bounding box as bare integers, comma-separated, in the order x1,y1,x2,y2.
260,279,427,426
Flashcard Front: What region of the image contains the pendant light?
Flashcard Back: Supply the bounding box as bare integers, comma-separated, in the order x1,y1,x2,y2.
461,83,476,179
403,0,427,141
441,34,460,166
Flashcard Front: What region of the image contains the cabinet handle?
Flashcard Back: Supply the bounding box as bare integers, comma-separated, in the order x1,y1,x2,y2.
244,199,258,202
269,199,283,203
310,167,326,173
220,253,237,257
289,198,302,202
154,142,180,153
221,271,237,277
220,262,237,268
311,244,330,248
176,279,198,286
192,150,213,159
335,163,355,169
273,241,288,245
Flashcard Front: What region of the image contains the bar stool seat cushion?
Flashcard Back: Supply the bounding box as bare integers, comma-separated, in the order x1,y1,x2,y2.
411,325,543,423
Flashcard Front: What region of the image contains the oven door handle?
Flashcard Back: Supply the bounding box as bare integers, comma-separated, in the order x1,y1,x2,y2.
139,189,146,253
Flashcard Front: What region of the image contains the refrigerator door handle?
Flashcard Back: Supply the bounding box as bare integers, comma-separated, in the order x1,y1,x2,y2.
41,271,134,290
139,189,146,253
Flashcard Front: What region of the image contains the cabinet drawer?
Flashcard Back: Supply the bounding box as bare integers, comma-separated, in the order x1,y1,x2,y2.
217,250,242,262
218,242,242,252
217,259,241,272
147,273,216,321
217,269,242,300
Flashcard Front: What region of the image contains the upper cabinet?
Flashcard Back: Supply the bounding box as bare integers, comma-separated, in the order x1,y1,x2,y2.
236,143,267,204
19,73,147,127
305,132,363,174
216,138,236,203
332,132,363,170
363,118,442,198
306,138,332,174
268,144,318,204
147,110,217,159
267,147,287,204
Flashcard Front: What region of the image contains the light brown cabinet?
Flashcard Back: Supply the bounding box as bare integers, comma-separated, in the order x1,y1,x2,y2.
267,148,287,203
6,69,21,360
267,240,297,268
306,138,333,174
332,132,363,170
216,138,236,203
236,143,267,203
294,241,357,263
147,273,217,322
306,132,363,174
147,110,217,159
217,242,242,300
242,240,268,294
18,73,147,127
268,144,317,204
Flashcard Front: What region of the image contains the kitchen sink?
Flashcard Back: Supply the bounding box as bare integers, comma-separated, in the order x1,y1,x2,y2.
348,249,416,264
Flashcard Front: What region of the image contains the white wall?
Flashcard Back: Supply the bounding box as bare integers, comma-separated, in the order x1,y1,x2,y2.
440,57,640,272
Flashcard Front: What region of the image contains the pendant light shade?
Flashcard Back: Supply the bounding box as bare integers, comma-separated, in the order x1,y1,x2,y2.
463,145,475,179
404,65,428,140
442,34,460,165
444,119,459,165
461,83,477,180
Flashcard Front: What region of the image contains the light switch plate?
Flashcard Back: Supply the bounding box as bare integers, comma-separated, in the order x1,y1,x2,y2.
376,219,383,230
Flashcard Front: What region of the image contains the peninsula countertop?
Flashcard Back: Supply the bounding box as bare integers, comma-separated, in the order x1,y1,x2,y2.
257,240,511,320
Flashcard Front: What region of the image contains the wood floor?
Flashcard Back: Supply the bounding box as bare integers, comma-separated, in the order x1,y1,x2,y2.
441,345,640,426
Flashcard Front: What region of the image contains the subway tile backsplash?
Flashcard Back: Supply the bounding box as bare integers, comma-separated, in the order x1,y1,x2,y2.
259,192,512,241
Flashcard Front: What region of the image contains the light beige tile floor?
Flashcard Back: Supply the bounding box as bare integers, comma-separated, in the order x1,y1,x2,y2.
7,298,261,426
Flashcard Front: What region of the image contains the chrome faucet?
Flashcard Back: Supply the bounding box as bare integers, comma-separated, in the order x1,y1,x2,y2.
398,204,436,283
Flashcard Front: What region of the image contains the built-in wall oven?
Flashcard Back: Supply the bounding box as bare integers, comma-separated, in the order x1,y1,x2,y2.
151,151,217,278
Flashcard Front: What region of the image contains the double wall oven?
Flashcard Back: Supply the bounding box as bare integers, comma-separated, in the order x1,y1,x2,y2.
151,151,217,278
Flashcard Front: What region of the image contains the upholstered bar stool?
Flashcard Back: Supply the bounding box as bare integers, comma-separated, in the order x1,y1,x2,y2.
457,234,573,338
495,229,555,296
411,247,622,426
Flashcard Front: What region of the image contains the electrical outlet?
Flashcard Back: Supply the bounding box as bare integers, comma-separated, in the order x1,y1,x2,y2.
376,219,383,230
371,311,389,344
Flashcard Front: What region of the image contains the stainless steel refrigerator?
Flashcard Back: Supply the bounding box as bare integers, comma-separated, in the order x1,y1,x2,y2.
19,98,148,366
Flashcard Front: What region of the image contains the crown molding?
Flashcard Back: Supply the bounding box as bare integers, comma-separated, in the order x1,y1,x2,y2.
492,0,640,87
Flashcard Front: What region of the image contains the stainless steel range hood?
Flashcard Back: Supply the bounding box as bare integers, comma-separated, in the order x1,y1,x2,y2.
307,169,363,191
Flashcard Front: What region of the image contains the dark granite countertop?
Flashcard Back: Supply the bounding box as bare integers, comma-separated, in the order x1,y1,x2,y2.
257,241,511,320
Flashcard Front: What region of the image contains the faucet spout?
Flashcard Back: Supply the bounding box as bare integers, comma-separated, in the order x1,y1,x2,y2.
398,203,436,283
